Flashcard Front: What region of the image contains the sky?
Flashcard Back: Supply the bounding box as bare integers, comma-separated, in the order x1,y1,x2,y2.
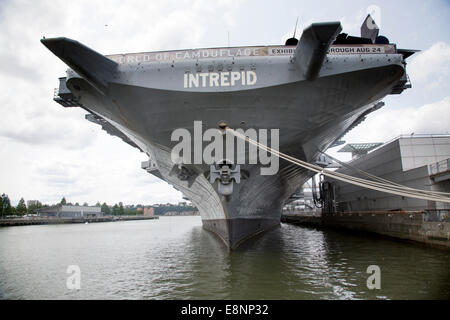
0,0,449,206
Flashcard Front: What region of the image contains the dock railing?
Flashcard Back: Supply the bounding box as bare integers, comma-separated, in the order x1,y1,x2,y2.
423,209,450,222
429,158,450,176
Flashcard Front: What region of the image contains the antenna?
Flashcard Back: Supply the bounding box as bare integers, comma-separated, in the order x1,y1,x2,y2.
293,17,299,38
285,17,300,46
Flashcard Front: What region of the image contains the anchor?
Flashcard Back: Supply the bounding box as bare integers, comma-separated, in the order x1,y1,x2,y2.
209,159,241,196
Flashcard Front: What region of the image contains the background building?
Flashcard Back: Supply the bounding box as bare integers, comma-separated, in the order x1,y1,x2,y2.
38,205,102,218
327,135,450,212
143,207,154,216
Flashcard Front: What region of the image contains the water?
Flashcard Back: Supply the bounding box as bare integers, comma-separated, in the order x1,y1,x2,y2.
0,216,449,300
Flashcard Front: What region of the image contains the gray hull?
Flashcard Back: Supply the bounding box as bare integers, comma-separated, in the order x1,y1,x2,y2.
41,33,409,248
64,63,404,248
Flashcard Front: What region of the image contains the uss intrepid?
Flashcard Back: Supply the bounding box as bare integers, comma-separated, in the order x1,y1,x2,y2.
42,15,415,249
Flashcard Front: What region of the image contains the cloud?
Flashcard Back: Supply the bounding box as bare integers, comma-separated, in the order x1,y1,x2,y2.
0,51,43,82
339,7,367,36
0,92,97,149
0,117,96,149
408,42,450,88
0,0,246,205
343,96,450,143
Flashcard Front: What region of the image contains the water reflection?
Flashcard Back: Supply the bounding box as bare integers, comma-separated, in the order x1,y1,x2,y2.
176,220,450,300
0,217,449,300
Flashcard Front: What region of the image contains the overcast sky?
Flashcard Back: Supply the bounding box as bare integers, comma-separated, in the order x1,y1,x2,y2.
0,0,449,206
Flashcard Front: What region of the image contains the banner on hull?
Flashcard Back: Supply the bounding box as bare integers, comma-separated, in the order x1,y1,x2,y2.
106,44,396,64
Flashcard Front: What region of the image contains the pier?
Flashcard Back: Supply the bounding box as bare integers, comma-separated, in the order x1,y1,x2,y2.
0,215,159,227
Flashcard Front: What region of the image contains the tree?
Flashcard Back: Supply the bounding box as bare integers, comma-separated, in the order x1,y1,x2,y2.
119,203,124,216
75,202,80,206
16,198,27,215
95,201,101,207
1,194,12,217
101,202,110,215
27,201,43,214
82,202,89,206
60,197,67,205
112,204,119,215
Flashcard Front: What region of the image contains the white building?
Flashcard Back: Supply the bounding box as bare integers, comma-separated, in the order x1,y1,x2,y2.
38,205,102,218
327,135,450,212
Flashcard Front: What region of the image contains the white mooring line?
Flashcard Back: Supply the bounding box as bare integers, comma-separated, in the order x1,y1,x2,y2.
226,127,450,204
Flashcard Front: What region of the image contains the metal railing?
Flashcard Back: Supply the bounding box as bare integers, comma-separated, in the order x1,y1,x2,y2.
423,209,450,222
429,158,450,175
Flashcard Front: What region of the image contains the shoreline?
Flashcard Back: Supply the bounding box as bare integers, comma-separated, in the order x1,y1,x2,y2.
0,215,159,227
281,211,450,250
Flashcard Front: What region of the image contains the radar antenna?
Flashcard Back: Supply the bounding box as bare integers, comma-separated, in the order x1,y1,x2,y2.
285,17,300,46
293,17,299,38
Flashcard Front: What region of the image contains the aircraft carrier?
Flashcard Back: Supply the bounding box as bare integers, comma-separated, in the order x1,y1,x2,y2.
42,16,414,249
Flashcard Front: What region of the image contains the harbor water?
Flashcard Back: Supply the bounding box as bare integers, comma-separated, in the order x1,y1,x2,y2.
0,216,449,300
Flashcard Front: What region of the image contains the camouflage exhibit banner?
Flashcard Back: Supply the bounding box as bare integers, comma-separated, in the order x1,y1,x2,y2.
107,45,396,64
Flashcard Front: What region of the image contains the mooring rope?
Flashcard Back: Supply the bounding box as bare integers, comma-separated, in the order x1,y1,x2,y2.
225,127,450,203
319,150,450,197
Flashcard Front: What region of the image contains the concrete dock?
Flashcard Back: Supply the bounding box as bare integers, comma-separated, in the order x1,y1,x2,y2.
281,210,450,249
0,215,159,227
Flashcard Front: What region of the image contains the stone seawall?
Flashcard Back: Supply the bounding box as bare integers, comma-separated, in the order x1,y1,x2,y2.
281,211,449,249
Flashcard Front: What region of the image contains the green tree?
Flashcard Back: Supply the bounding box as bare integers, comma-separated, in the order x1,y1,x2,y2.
82,202,88,206
112,204,119,215
1,194,12,217
60,197,67,205
16,198,27,215
95,201,101,207
27,201,43,214
101,202,110,215
119,203,124,216
75,202,80,206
